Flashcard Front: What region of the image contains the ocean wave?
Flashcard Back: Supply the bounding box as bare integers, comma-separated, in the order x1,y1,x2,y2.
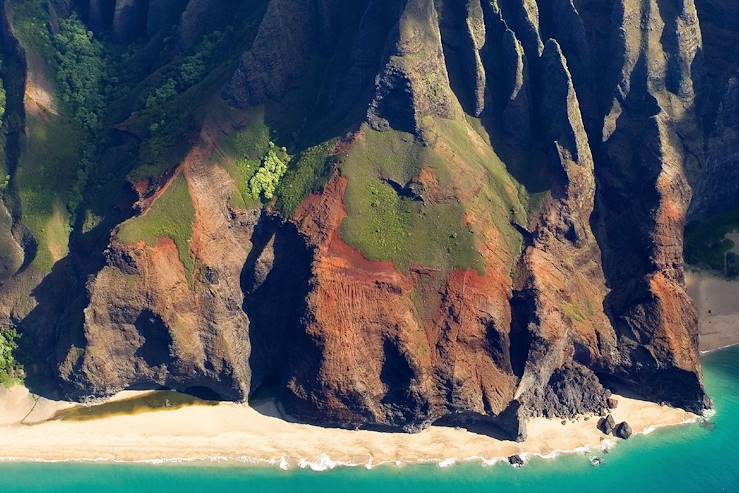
437,458,456,468
0,418,694,472
700,342,739,355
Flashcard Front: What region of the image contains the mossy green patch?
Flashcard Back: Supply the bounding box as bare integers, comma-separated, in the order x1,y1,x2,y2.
221,117,271,162
685,207,739,274
277,139,338,216
338,115,531,274
118,174,196,280
224,156,261,210
15,104,81,273
340,128,486,272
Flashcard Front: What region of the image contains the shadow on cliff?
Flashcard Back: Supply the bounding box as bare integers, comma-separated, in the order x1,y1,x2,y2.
15,255,87,400
589,57,709,413
240,212,313,404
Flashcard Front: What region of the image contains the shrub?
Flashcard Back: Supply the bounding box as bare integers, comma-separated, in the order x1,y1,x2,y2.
249,143,287,200
0,328,21,385
145,78,178,109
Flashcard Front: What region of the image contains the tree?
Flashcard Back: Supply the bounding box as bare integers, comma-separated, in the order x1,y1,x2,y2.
0,328,20,385
249,143,287,200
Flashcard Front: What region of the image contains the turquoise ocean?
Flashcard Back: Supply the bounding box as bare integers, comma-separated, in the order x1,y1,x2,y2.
2,347,739,492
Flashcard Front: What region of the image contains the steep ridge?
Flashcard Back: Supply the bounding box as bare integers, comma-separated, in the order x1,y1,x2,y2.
577,0,708,410
0,0,734,440
689,0,739,220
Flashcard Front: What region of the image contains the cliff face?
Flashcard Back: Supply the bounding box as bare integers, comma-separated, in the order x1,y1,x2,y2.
0,0,733,439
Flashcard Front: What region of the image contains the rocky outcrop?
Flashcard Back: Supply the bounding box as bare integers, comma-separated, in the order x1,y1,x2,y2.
688,1,739,220
175,0,240,51
146,0,187,38
4,0,734,441
691,74,739,219
366,0,457,136
598,414,615,434
615,421,633,439
224,0,316,107
59,128,257,399
584,0,708,412
79,0,115,32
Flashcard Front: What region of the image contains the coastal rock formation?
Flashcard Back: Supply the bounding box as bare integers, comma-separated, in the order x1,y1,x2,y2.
0,0,735,441
598,414,615,435
615,421,633,439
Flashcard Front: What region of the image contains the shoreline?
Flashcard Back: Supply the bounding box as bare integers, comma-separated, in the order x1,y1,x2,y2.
0,386,699,471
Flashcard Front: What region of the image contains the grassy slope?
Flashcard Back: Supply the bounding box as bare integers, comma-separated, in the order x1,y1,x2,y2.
339,118,526,273
215,106,271,210
277,139,337,217
117,173,196,279
11,0,82,273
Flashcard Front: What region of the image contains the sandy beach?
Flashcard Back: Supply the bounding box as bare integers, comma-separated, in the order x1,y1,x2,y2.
687,268,739,352
0,385,696,469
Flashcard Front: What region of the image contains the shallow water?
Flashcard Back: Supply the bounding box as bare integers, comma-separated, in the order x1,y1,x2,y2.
2,347,739,492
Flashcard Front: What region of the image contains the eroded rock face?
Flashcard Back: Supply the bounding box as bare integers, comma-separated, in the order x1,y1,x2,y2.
59,131,257,400
5,0,735,439
222,0,713,437
689,0,739,220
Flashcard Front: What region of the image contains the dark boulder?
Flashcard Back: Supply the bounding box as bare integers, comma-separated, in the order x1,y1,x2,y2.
508,454,525,468
597,414,615,434
607,397,618,409
615,421,633,439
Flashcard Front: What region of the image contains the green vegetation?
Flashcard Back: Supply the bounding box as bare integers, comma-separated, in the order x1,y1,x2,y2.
225,157,260,209
340,128,484,272
129,31,227,184
5,0,268,277
249,143,288,200
118,175,196,280
563,302,588,324
0,328,21,386
277,140,338,216
217,113,300,209
52,15,106,130
336,118,528,273
221,115,271,161
685,207,739,276
8,0,78,271
51,15,109,217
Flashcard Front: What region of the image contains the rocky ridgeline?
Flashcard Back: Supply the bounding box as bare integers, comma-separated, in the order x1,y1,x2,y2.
0,0,735,440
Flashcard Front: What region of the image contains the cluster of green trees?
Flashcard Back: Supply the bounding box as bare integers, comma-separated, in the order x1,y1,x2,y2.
249,143,287,200
144,31,224,136
52,16,107,131
51,15,109,217
0,328,20,385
